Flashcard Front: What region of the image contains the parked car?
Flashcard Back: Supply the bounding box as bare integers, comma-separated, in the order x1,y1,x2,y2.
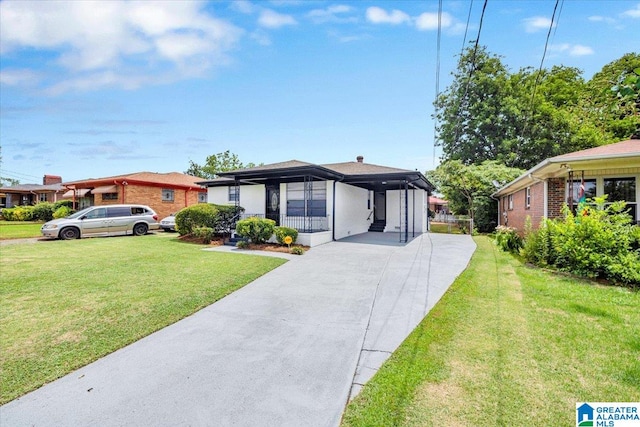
160,213,177,232
41,204,159,240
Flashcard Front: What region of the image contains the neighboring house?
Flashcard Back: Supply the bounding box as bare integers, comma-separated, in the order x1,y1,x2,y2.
62,172,207,219
492,137,640,231
0,175,65,208
199,156,434,247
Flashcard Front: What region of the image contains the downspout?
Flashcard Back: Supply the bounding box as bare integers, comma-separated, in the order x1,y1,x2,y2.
115,180,128,203
64,185,77,209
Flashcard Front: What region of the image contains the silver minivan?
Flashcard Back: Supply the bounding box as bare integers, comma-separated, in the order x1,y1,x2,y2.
41,204,159,240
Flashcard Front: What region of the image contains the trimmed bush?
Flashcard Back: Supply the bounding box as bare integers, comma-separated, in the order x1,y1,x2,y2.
2,206,35,221
31,202,55,222
235,217,276,244
53,206,74,219
274,226,298,245
290,246,304,255
174,204,219,235
192,227,215,244
53,200,74,210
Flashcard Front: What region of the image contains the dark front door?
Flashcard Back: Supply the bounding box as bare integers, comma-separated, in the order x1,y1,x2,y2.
374,191,386,221
266,184,280,225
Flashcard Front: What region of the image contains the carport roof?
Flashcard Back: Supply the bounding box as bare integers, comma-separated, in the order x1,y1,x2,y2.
198,159,434,191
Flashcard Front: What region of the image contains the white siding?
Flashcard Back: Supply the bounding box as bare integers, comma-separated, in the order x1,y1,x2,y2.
333,182,371,240
207,185,265,215
385,189,428,234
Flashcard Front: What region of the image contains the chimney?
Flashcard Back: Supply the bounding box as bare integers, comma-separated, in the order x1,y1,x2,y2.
43,175,62,185
356,155,364,163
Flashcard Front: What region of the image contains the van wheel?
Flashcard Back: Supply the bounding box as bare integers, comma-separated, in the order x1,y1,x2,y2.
60,227,80,240
133,223,148,236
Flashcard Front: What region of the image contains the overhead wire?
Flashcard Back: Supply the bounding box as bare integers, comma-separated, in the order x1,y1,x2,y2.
433,0,443,166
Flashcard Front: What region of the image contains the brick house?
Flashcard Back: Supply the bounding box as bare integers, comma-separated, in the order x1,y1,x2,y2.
62,172,206,219
0,175,65,208
492,137,640,231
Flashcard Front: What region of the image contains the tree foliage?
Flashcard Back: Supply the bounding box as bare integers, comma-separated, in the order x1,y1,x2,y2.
427,160,522,232
185,150,257,179
434,47,638,170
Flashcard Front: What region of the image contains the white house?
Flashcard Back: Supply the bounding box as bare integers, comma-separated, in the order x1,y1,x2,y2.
198,156,434,247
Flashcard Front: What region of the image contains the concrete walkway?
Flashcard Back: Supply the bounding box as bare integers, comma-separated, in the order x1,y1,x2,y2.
1,232,476,427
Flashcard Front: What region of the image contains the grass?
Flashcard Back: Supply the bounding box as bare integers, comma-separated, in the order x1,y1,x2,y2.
0,221,43,239
0,233,286,404
429,222,466,234
341,235,640,426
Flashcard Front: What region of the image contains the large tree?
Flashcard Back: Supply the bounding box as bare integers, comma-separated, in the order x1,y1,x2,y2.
185,150,257,179
434,47,637,170
427,160,523,232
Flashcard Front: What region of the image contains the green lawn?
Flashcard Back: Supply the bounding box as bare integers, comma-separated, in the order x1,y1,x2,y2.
342,236,640,426
0,234,286,404
0,221,43,239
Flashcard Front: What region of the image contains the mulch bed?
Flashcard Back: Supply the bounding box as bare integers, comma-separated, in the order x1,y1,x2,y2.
177,235,308,253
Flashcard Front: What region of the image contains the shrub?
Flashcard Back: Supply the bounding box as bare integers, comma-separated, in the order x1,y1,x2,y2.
494,225,522,253
522,196,640,286
192,227,215,244
235,217,276,244
274,226,298,245
53,206,74,219
174,204,219,235
53,200,74,210
236,240,250,249
31,202,55,222
291,246,304,255
2,206,35,221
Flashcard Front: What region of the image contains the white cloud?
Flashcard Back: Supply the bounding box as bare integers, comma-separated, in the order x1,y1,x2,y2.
549,43,594,57
258,9,297,28
523,16,554,33
307,5,356,24
230,1,255,14
415,11,453,31
366,7,410,25
0,69,42,86
0,0,243,92
622,3,640,18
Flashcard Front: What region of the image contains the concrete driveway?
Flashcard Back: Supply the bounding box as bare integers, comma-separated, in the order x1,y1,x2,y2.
1,232,476,427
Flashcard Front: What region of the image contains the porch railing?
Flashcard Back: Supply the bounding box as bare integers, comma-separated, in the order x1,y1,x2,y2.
240,213,329,233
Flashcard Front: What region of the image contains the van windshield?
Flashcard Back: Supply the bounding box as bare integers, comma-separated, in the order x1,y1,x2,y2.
66,207,94,219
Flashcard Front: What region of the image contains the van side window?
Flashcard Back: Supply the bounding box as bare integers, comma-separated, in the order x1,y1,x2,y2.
107,207,132,218
84,208,107,219
131,207,145,215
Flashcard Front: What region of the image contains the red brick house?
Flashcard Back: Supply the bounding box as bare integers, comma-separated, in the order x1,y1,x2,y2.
0,175,65,208
62,172,206,219
492,137,640,231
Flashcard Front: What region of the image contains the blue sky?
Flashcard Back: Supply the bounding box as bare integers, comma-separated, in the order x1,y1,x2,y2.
1,0,639,183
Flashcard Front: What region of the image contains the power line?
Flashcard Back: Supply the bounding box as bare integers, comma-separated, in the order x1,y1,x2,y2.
433,0,443,166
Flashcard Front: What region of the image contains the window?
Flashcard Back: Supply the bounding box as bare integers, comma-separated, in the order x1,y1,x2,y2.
525,187,531,209
162,189,174,202
228,186,239,202
507,194,513,210
604,177,636,221
198,192,207,203
102,193,118,201
107,207,132,217
39,193,47,202
567,179,596,205
84,208,106,219
286,181,326,217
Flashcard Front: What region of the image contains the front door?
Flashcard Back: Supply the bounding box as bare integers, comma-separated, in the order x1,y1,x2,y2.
266,184,280,225
374,191,386,221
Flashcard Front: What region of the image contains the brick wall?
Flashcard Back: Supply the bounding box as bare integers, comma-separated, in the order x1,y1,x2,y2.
500,181,546,232
92,184,201,219
547,178,565,219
